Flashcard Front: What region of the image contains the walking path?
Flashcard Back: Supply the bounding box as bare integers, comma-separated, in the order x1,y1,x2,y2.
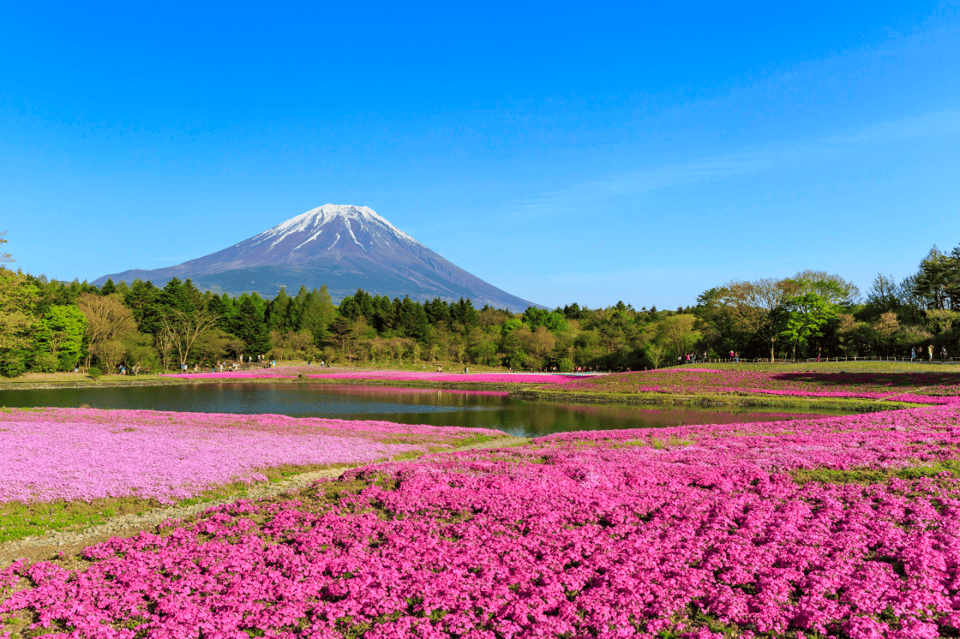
0,436,528,568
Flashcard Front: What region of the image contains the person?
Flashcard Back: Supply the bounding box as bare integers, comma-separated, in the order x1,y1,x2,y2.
817,347,821,363
929,344,934,362
911,347,916,362
942,346,948,361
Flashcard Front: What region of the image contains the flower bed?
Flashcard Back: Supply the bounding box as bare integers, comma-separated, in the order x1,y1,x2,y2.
308,371,588,385
165,369,592,385
0,408,504,504
563,368,960,404
6,408,960,636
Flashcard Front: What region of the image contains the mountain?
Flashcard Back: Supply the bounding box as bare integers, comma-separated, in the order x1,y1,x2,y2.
94,204,541,311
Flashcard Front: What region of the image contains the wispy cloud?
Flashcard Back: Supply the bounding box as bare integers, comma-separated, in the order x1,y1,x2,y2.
502,150,774,219
821,108,960,145
504,105,960,221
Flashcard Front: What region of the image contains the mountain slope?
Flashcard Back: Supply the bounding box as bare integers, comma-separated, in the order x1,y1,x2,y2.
94,204,540,311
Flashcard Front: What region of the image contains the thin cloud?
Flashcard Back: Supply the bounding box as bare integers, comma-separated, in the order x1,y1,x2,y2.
822,108,960,145
505,105,960,219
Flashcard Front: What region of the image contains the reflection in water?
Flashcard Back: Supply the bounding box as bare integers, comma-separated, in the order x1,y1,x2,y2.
0,383,847,438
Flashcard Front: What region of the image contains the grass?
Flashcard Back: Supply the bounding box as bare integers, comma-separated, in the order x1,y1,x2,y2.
0,463,348,544
512,387,922,413
791,459,960,486
682,360,959,374
0,438,511,544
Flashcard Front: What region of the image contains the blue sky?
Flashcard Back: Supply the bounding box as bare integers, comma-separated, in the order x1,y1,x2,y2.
2,1,958,309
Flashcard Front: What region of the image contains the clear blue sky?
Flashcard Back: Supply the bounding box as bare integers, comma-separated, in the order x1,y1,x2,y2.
2,1,958,310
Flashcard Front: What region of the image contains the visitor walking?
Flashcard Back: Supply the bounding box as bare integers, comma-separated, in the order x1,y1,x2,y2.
911,347,916,362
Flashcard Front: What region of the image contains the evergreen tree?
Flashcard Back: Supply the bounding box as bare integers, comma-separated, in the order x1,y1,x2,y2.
232,294,272,356
267,287,292,331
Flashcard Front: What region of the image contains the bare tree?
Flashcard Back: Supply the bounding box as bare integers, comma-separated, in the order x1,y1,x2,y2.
656,314,700,359
158,308,219,368
78,293,137,368
0,231,13,266
721,278,796,361
872,312,900,356
526,326,556,361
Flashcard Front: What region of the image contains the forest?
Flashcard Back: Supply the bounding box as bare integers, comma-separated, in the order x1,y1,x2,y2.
2,232,960,376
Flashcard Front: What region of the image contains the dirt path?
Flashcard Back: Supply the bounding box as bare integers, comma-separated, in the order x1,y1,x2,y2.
0,437,529,568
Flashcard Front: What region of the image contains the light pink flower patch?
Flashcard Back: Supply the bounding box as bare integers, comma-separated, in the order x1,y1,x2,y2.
566,368,960,404
308,371,588,384
0,408,503,504
164,369,596,384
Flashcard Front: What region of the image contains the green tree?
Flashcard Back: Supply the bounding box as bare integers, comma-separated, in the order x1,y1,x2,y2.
232,295,272,356
656,314,701,360
31,305,87,371
100,278,117,295
910,246,960,310
0,234,40,375
327,316,356,354
266,287,293,331
776,287,842,359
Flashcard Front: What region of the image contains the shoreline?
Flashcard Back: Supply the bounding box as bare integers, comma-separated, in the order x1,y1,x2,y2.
0,373,919,413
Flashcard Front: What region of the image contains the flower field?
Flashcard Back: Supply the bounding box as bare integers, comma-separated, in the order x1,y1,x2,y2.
164,369,592,385
563,368,960,405
0,408,504,504
5,407,960,637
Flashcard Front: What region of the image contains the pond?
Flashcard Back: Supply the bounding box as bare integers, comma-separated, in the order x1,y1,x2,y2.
0,383,848,438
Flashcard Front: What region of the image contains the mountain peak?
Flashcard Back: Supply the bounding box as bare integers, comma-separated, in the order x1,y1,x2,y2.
93,204,542,311
253,204,417,252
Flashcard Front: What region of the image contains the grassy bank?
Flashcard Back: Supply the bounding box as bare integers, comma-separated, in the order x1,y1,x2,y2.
510,388,920,412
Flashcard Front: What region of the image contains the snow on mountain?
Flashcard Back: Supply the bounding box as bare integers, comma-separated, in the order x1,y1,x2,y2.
256,204,417,249
94,204,541,311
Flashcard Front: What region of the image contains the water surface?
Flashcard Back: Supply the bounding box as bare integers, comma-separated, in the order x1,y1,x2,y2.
0,383,849,438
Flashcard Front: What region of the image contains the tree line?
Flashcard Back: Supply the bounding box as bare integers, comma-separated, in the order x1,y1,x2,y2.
1,231,959,376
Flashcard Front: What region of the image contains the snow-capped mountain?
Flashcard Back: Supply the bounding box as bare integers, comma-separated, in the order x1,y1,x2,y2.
94,205,540,311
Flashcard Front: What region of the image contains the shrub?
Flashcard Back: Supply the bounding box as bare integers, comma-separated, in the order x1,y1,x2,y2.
34,352,59,373
0,355,26,378
88,367,102,380
557,358,574,373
